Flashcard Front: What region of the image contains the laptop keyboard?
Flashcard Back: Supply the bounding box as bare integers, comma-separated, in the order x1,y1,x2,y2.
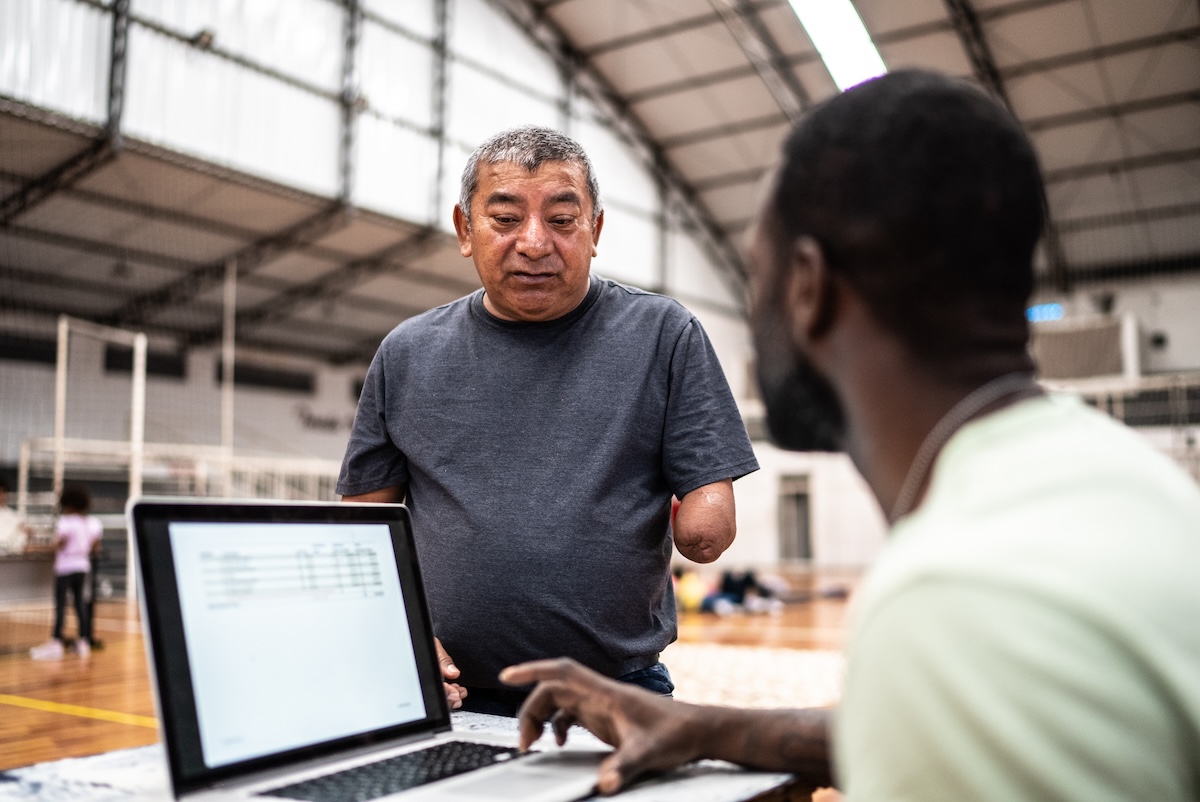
259,741,524,802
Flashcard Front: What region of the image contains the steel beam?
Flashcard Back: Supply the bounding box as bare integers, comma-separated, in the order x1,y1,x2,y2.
100,206,352,327
942,0,1076,290
0,259,128,302
1024,89,1200,133
3,224,197,272
0,245,453,354
1037,250,1200,287
491,0,751,303
0,140,117,226
578,0,1074,60
185,229,442,347
583,0,782,57
106,0,130,146
339,0,363,204
943,0,1011,105
873,0,1088,48
1056,201,1200,234
0,167,476,292
1001,26,1200,80
708,0,810,121
0,0,129,225
3,216,475,310
430,0,450,224
659,112,788,150
692,166,771,193
625,54,822,106
1044,146,1200,184
0,168,284,242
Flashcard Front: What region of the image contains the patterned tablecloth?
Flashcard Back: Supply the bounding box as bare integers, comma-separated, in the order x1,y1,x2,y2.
0,711,795,802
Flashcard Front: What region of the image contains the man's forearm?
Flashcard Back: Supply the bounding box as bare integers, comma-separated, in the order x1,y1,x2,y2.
685,705,835,786
673,479,736,563
504,658,836,794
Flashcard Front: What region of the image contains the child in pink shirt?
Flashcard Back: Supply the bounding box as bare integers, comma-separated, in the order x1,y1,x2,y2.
30,484,103,660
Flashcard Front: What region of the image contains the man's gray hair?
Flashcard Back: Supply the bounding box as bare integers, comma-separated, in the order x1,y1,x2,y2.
458,125,603,227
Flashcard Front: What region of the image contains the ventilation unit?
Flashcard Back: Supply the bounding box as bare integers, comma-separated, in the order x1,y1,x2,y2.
1029,313,1140,380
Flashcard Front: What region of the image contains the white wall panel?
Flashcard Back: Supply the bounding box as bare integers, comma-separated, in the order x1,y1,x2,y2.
683,305,752,402
572,117,658,215
569,94,602,129
132,0,343,92
667,228,740,309
446,61,558,148
450,0,560,96
700,180,763,227
364,0,436,41
591,206,659,288
440,140,474,233
354,116,439,224
727,447,887,569
360,20,434,128
0,0,109,123
124,27,340,197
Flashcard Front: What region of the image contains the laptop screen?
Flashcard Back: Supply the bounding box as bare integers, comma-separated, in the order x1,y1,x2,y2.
129,500,448,796
169,521,427,767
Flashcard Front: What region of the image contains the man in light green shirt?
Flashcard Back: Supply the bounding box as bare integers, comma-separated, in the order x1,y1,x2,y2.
494,68,1200,801
841,392,1200,801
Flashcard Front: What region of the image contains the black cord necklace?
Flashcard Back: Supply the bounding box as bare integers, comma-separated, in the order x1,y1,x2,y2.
890,372,1040,522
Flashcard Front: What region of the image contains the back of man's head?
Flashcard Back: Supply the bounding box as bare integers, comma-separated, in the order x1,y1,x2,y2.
769,69,1045,365
459,124,602,225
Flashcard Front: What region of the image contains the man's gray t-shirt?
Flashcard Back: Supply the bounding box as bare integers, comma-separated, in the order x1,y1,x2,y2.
338,277,759,687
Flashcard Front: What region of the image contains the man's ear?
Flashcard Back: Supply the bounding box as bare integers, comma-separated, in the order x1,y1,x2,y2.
784,236,837,346
452,205,472,257
590,209,604,256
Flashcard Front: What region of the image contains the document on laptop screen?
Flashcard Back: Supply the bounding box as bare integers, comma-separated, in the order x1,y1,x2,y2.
168,522,428,768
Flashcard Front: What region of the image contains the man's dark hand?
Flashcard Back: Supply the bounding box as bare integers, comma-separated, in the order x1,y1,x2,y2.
500,658,702,795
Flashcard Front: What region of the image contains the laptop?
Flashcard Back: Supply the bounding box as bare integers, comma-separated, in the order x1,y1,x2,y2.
127,498,607,802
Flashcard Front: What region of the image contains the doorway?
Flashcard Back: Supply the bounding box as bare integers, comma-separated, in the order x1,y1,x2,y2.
778,474,812,562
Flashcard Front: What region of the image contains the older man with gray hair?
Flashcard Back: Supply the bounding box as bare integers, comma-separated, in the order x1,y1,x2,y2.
338,125,758,717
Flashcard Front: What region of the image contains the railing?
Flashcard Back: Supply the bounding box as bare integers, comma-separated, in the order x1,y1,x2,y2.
1042,372,1200,482
18,436,342,525
17,436,344,598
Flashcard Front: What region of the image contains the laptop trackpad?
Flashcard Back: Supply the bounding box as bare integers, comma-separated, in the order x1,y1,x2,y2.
431,751,605,802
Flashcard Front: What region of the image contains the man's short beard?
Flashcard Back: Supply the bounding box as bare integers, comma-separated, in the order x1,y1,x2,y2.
753,307,847,453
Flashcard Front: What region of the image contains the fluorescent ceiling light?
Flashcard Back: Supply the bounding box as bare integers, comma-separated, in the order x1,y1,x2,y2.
787,0,887,91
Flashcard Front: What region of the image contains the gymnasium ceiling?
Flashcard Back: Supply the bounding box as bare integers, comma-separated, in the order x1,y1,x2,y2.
1,0,1198,366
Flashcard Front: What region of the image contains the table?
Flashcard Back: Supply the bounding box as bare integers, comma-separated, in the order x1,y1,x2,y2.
0,712,813,801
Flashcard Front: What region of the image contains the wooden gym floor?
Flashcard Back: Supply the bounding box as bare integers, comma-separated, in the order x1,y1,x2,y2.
0,573,855,773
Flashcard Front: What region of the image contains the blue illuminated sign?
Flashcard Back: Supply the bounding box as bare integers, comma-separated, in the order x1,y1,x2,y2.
1026,303,1064,322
